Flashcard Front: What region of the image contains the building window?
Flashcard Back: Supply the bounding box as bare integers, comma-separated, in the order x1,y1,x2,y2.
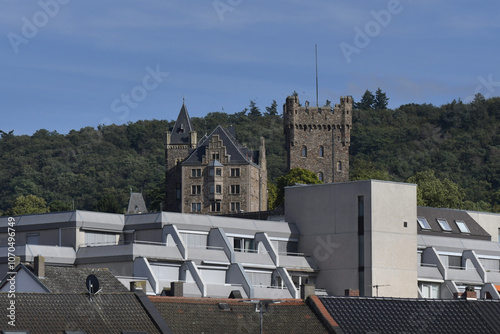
210,202,221,212
319,146,324,157
437,218,452,232
301,146,307,157
26,233,39,245
209,185,214,194
230,185,240,194
209,168,214,176
318,172,323,182
191,203,201,212
419,282,440,299
234,237,255,252
455,220,470,233
191,185,201,195
212,152,220,161
216,184,222,194
231,202,240,212
191,168,201,177
230,168,240,177
337,161,342,171
417,217,431,230
216,168,222,176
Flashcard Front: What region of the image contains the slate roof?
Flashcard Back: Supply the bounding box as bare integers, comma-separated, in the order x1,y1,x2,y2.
0,292,166,334
127,192,148,214
40,266,129,293
183,125,260,166
318,295,500,334
417,206,491,240
169,102,194,145
150,296,330,334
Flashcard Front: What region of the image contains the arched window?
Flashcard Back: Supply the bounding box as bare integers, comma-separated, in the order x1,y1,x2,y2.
301,146,307,157
318,172,323,182
319,146,324,157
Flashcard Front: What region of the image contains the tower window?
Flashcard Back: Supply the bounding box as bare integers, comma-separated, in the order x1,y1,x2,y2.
319,146,324,157
318,172,323,182
337,161,342,171
302,146,307,157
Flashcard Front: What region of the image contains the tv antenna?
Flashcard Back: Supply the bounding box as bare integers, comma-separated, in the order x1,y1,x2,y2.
371,284,390,297
315,44,319,107
86,274,101,302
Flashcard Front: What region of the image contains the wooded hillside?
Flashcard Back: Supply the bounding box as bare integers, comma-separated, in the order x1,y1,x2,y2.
1,94,499,214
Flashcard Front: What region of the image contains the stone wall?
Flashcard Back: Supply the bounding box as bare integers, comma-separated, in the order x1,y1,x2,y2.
284,96,352,183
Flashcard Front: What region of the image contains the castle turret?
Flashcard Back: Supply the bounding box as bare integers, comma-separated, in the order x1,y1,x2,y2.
284,95,352,183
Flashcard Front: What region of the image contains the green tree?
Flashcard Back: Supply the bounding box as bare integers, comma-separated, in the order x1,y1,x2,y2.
374,88,389,110
355,90,375,110
10,194,50,215
49,200,72,212
94,191,122,213
406,170,464,209
248,100,261,117
274,168,322,208
265,100,278,116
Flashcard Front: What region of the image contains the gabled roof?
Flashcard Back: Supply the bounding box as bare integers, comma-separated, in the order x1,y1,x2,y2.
316,295,500,334
183,125,259,165
127,192,148,214
169,102,194,144
0,292,168,333
149,296,329,334
417,206,490,240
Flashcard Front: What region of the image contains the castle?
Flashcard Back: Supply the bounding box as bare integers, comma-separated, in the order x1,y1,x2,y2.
164,94,351,214
284,95,352,183
165,102,267,214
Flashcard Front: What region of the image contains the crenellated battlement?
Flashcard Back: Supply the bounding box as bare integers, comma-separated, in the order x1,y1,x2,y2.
284,95,352,183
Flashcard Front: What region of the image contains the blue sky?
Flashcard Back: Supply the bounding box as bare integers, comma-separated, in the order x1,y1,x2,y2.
2,0,499,135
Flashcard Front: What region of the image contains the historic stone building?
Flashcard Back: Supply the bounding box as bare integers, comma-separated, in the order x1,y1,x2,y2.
165,103,267,214
283,95,352,183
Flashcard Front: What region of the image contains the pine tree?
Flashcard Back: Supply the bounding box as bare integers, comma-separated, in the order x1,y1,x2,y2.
355,90,375,110
374,88,389,110
265,100,278,116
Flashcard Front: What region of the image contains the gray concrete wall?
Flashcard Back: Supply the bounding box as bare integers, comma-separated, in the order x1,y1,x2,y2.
285,180,418,298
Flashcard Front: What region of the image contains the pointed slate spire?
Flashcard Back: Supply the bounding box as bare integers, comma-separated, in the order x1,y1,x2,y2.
170,101,194,144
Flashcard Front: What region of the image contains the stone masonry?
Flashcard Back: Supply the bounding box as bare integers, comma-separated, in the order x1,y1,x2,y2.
284,96,352,183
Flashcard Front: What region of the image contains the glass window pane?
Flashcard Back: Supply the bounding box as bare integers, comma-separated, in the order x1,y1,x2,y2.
455,220,470,233
437,219,452,231
417,217,431,230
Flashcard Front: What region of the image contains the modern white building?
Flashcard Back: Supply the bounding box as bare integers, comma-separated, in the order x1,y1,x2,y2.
2,179,500,301
284,179,500,299
0,211,316,299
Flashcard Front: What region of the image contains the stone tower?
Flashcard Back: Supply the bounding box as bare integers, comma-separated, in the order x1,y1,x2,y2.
283,95,352,183
165,102,197,211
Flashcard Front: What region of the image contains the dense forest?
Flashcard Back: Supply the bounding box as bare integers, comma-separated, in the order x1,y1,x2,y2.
1,93,500,215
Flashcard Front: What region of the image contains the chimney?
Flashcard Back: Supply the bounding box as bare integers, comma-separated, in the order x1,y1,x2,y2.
14,256,21,268
34,255,45,278
463,286,477,300
170,281,183,297
301,284,316,300
345,289,360,297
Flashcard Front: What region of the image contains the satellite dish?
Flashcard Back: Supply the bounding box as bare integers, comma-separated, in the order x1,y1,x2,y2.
86,274,100,294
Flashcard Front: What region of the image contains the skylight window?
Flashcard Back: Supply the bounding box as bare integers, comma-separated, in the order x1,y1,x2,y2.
455,220,470,233
437,219,452,232
417,217,431,230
